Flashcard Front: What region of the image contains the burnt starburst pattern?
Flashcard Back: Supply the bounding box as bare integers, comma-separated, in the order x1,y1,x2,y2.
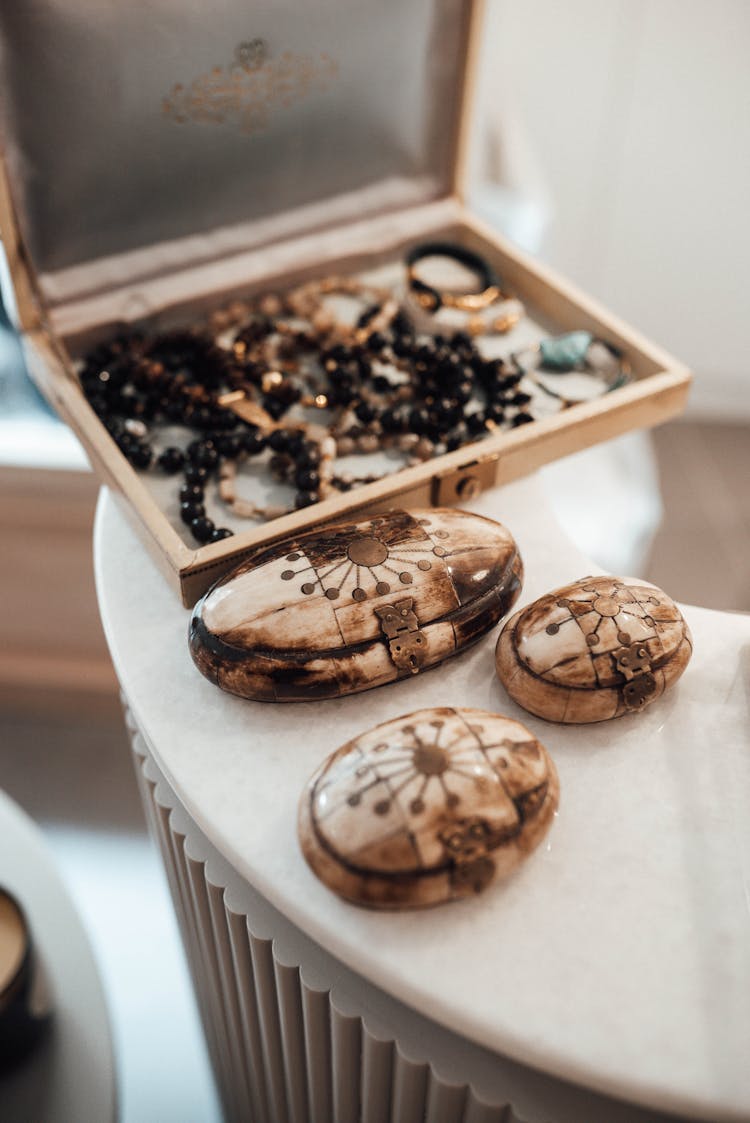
277,516,452,603
347,718,488,818
313,710,544,835
544,578,672,650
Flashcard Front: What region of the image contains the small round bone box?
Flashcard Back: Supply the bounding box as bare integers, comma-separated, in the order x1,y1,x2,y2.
189,507,523,702
495,575,693,723
298,707,559,909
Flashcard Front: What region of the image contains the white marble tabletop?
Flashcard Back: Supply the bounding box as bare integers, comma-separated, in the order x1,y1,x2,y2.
95,476,750,1122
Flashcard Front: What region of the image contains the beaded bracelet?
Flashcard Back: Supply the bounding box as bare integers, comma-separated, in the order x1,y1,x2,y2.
405,241,524,336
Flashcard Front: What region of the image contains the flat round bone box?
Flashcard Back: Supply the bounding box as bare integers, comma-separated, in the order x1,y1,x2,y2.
190,508,523,702
495,575,693,723
298,707,559,909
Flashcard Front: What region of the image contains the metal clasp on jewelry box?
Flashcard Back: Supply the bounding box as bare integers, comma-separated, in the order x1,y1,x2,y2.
432,455,499,505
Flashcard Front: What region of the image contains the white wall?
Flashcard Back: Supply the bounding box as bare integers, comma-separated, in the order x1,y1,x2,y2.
474,0,750,420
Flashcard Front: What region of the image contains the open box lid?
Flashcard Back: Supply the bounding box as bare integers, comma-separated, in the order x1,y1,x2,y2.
0,0,478,331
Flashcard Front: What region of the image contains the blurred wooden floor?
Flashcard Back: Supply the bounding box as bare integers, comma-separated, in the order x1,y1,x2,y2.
646,420,750,612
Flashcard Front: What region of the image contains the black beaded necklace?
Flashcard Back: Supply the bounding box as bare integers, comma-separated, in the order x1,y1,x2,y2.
78,296,532,545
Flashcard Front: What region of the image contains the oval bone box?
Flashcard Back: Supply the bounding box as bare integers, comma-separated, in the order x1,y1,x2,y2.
298,707,559,909
495,575,693,723
190,508,523,702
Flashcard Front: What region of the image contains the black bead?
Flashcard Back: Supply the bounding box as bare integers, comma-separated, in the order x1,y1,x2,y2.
263,398,287,421
294,490,318,509
371,375,392,395
275,381,302,406
446,423,469,451
512,411,534,427
192,407,215,430
367,331,386,353
354,400,376,424
467,411,488,435
139,395,159,421
211,527,234,542
509,391,532,407
454,379,474,404
435,398,459,425
190,516,216,543
391,311,414,337
116,433,136,454
285,431,305,458
327,343,349,362
180,500,205,525
242,430,267,456
408,407,431,435
184,464,210,485
329,384,356,407
186,439,219,468
269,453,291,478
326,364,351,385
295,468,320,491
379,407,403,433
205,409,232,432
213,433,242,458
158,447,185,473
268,429,291,452
179,483,204,504
296,442,320,468
88,395,109,417
391,337,413,359
129,443,153,469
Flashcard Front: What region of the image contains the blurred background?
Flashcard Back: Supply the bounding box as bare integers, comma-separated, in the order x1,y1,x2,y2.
471,0,750,613
1,2,748,1120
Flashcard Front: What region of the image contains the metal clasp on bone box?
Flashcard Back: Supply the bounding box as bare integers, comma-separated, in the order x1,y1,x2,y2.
614,640,657,711
375,598,427,674
439,817,496,895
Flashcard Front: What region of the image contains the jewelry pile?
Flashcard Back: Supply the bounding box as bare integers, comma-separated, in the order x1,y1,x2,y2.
78,243,629,544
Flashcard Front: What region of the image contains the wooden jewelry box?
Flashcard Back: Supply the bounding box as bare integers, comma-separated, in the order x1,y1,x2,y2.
0,1,690,606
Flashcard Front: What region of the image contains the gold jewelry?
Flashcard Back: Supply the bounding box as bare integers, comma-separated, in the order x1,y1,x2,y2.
406,241,508,312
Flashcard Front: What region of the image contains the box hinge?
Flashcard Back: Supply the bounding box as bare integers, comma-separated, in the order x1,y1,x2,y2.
375,597,427,675
613,641,658,712
431,453,500,506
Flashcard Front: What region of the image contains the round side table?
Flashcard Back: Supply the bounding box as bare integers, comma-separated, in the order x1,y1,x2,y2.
95,477,750,1123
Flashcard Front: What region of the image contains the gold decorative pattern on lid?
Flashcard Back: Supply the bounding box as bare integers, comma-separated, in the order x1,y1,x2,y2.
163,40,338,134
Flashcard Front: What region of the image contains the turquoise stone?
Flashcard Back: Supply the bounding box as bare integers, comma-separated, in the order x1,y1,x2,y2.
539,331,593,371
